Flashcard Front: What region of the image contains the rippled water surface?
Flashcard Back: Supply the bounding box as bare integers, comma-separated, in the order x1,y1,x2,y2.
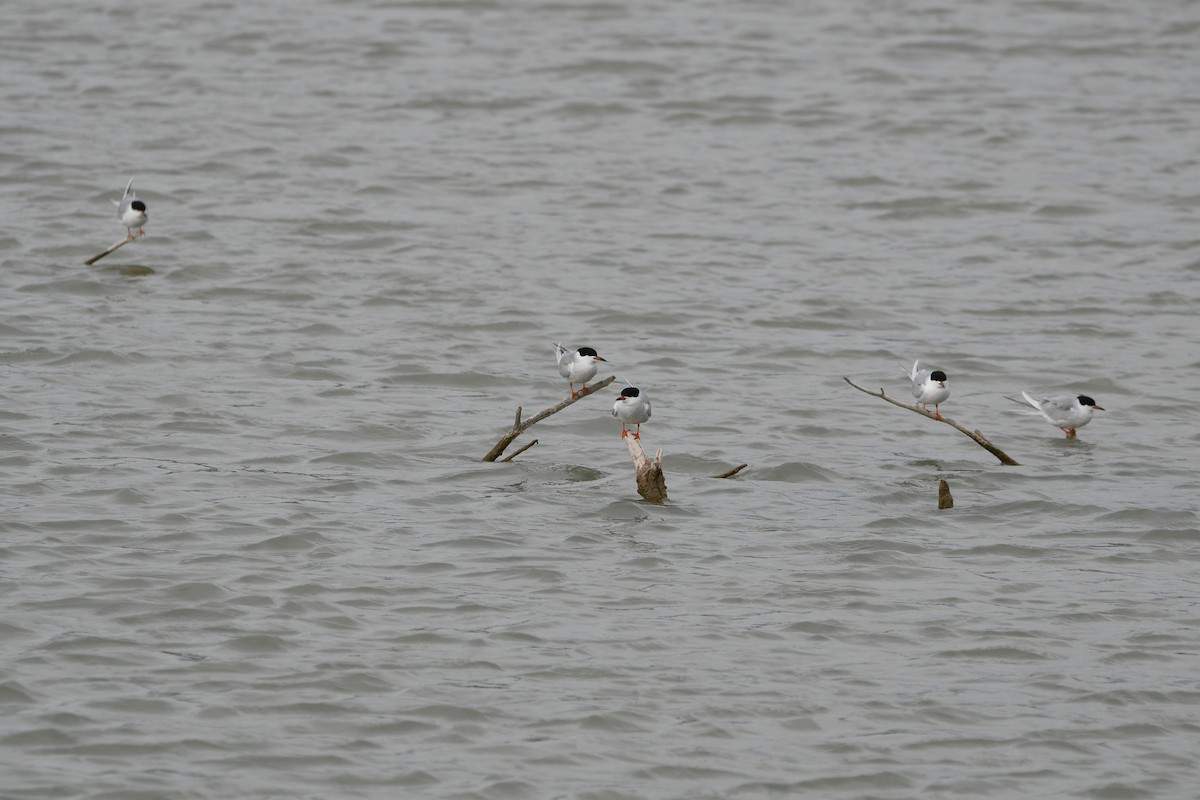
3,1,1200,798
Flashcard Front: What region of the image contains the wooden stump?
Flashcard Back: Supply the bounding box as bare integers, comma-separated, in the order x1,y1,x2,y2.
623,435,667,503
938,479,954,509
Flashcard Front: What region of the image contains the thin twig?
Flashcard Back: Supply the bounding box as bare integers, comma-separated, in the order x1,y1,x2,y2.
483,375,617,462
500,439,539,462
843,375,1020,466
713,464,748,479
622,434,668,503
85,237,135,266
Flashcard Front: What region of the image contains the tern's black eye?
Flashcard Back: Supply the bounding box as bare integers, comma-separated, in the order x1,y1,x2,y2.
620,387,640,398
132,200,146,212
1077,395,1096,406
930,370,947,381
578,347,598,357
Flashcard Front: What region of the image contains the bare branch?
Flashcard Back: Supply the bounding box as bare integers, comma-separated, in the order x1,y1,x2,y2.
622,434,668,503
85,237,135,266
843,375,1020,466
483,375,617,462
713,463,748,479
500,439,538,462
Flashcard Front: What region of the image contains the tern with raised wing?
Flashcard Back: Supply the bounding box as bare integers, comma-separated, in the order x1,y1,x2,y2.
907,360,949,419
115,178,148,240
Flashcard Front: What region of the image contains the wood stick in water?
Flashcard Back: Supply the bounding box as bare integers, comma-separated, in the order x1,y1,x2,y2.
500,439,539,463
843,375,1020,466
84,237,136,266
483,375,616,462
713,464,748,479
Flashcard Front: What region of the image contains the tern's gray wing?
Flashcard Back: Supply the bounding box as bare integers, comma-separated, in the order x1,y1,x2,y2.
553,343,572,377
911,371,930,399
1020,391,1046,410
1040,396,1077,420
1021,392,1072,424
118,178,137,217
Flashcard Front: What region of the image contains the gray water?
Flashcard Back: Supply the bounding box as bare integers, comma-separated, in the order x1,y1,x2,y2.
3,0,1199,798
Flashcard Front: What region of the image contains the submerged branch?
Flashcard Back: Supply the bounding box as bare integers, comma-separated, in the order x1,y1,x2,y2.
843,375,1020,466
713,464,748,479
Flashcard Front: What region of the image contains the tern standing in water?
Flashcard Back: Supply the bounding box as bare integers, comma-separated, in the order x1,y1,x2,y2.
1018,392,1104,438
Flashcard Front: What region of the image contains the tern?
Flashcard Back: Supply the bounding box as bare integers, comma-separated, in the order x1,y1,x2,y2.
1017,392,1104,438
554,343,607,398
907,360,949,420
612,385,651,439
115,177,148,240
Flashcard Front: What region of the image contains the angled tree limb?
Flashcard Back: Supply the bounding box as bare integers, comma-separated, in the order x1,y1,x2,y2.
843,375,1020,466
85,237,136,266
483,375,616,462
622,434,668,503
500,439,538,462
713,464,748,479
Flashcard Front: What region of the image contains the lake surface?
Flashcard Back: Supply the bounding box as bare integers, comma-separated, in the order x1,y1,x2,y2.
3,1,1199,798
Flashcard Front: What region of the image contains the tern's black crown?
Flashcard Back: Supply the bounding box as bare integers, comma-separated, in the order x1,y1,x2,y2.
132,200,147,212
577,347,598,357
619,387,640,398
1077,395,1097,406
930,370,947,381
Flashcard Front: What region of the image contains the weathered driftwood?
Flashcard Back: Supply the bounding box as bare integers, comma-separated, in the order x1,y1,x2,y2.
483,375,616,462
938,479,954,509
843,376,1019,466
623,434,668,503
85,237,136,266
713,463,748,479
